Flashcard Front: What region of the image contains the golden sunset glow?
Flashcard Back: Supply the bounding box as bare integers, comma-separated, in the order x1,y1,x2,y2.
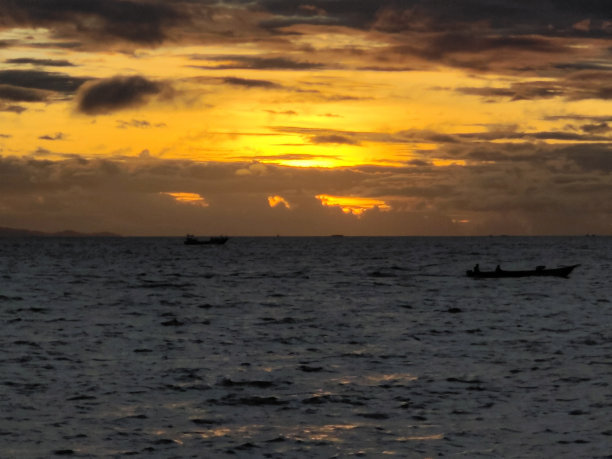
316,195,391,216
1,2,611,235
162,192,209,207
268,195,291,209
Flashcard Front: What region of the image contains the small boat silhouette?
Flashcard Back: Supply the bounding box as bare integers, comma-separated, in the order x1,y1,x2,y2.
184,234,229,245
466,264,579,278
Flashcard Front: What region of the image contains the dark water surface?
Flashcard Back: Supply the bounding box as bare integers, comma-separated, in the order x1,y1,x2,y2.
1,236,611,458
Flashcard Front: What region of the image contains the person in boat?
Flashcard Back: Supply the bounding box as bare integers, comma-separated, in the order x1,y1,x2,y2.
496,265,502,272
473,264,480,273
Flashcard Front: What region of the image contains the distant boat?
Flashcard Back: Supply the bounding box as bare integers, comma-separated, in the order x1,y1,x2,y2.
466,264,579,278
184,234,229,245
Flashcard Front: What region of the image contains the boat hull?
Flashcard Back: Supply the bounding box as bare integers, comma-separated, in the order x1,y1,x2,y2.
466,264,579,278
184,236,229,245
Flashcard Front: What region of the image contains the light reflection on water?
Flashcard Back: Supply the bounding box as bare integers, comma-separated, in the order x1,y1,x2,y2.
0,236,610,457
333,373,419,385
176,422,443,445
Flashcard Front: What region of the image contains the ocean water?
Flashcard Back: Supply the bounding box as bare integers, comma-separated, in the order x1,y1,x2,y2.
1,236,610,458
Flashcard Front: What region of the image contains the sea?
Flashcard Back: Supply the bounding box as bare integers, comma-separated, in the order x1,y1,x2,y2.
0,236,610,458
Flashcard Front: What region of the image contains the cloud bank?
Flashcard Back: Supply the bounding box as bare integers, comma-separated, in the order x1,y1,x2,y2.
1,150,610,235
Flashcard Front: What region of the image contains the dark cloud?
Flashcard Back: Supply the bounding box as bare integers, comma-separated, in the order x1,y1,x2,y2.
356,65,416,72
1,1,608,80
364,2,611,74
558,143,612,173
221,77,281,89
425,34,564,60
5,58,75,67
190,55,326,70
272,125,612,152
386,32,572,73
257,15,339,30
256,0,380,29
457,82,564,101
555,61,612,71
371,1,612,36
256,2,581,73
406,159,430,167
0,84,49,102
29,41,83,49
456,130,611,143
394,129,458,144
2,0,420,39
441,138,612,175
588,87,612,100
76,76,170,115
1,1,610,50
0,70,87,94
38,133,66,141
531,131,611,142
545,115,612,123
116,119,166,129
310,134,359,145
457,71,612,102
258,0,580,36
560,71,612,100
0,0,185,46
0,104,27,113
373,2,531,33
581,122,610,134
273,126,460,146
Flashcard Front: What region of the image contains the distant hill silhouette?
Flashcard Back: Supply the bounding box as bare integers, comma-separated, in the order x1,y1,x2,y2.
0,226,121,237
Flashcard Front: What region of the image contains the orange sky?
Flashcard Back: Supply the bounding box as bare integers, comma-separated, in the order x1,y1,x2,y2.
1,1,611,235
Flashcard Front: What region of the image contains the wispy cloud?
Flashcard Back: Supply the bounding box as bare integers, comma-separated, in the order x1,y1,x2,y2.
190,55,327,70
38,132,66,141
220,77,281,89
0,84,49,102
116,119,167,129
0,103,27,113
0,69,87,94
5,58,75,67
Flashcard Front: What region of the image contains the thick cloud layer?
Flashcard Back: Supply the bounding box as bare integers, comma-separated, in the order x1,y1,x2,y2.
1,150,610,235
0,0,185,45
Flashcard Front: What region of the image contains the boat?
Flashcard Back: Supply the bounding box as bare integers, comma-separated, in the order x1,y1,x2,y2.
466,264,579,278
184,234,229,245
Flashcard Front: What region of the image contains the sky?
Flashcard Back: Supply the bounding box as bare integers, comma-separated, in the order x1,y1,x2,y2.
1,0,611,236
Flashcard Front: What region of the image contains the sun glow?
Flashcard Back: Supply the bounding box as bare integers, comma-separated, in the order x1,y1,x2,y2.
316,194,391,216
432,159,467,167
268,195,291,209
162,192,208,207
